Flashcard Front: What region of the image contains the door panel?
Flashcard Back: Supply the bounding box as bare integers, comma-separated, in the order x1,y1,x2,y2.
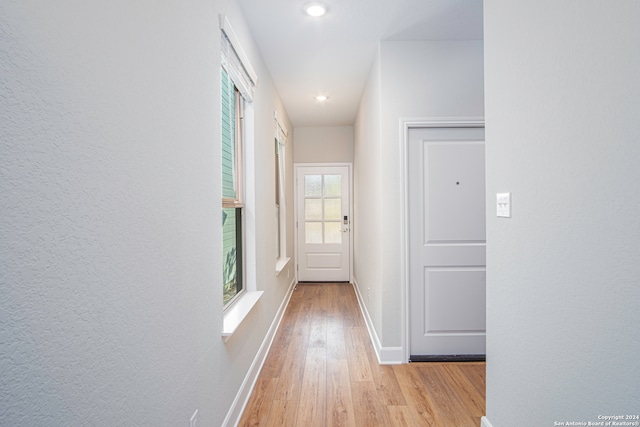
425,269,486,332
426,143,486,242
306,253,343,268
409,127,486,357
297,166,350,282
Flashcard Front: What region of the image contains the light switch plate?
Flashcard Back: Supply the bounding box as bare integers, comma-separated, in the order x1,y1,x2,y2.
497,193,511,218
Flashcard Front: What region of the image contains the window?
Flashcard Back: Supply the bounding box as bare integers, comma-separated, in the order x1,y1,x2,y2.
222,68,243,306
220,17,257,308
274,114,288,271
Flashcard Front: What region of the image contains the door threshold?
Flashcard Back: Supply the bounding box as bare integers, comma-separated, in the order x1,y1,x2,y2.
409,354,486,363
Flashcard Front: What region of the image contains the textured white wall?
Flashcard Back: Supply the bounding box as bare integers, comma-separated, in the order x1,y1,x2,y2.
354,51,384,339
293,126,354,163
484,1,640,425
0,1,293,425
354,40,485,350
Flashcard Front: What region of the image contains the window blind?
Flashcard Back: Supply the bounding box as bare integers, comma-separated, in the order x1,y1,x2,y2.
221,15,257,101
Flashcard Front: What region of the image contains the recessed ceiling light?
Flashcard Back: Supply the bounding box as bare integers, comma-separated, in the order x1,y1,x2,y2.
305,3,327,17
315,95,328,101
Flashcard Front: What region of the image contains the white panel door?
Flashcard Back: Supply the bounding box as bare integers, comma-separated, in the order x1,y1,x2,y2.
296,166,350,282
408,127,486,357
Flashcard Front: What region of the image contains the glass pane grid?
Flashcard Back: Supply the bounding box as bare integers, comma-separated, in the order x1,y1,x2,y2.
304,173,344,244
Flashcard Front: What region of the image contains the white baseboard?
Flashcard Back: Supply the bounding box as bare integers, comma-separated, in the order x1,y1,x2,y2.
351,278,405,365
481,416,494,427
222,277,297,427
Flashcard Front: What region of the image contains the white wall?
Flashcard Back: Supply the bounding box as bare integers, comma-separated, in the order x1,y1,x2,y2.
354,52,384,341
0,1,294,426
354,40,485,353
484,1,640,425
293,126,354,163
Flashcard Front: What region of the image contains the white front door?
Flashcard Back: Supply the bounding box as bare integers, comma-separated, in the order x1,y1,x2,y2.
408,126,486,357
296,165,350,282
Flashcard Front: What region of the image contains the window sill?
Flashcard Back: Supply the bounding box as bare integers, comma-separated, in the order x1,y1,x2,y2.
222,290,264,342
275,257,291,276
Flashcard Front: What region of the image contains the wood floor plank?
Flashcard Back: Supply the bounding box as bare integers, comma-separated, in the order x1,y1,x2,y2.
392,364,442,427
272,319,310,401
351,381,390,426
326,285,348,361
238,376,279,426
414,363,477,427
326,283,343,322
345,327,373,382
326,359,356,427
442,363,486,417
260,330,290,379
370,363,408,406
337,284,361,327
296,285,316,327
260,293,302,379
362,332,407,406
326,318,347,361
309,319,327,348
386,405,420,427
309,291,328,348
458,362,486,398
296,347,327,427
265,400,298,427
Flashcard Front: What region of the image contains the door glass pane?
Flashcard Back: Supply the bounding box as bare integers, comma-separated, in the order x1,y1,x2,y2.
324,198,341,221
324,175,341,197
305,199,322,220
305,222,323,243
325,222,342,244
305,175,322,197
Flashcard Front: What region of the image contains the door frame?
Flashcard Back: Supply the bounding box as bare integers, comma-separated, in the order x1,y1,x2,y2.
400,118,485,363
294,162,353,284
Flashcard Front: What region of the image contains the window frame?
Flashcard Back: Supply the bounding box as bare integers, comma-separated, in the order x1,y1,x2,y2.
222,85,244,210
220,14,265,338
222,72,246,309
274,113,290,275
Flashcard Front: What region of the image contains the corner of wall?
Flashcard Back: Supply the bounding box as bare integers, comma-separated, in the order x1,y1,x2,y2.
352,278,405,365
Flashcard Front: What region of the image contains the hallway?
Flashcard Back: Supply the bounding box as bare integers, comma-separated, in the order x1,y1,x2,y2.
239,283,485,426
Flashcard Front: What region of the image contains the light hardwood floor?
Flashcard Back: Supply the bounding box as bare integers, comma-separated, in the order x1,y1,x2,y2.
239,283,485,427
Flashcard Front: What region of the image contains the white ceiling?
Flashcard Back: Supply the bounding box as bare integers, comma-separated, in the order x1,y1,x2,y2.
238,0,484,127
